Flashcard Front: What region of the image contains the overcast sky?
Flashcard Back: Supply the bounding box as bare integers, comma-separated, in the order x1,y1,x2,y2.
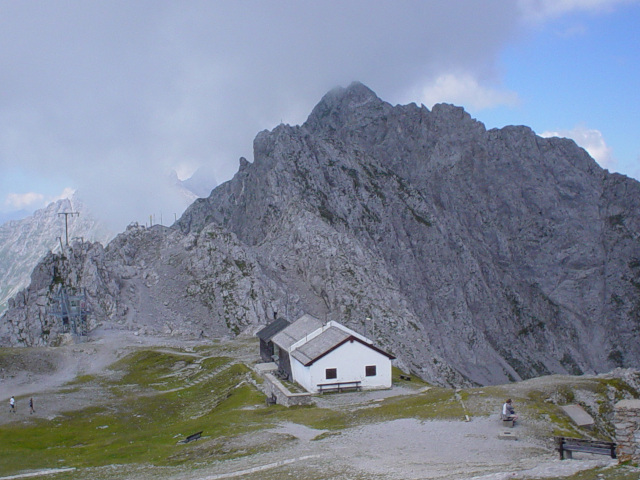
1,0,638,230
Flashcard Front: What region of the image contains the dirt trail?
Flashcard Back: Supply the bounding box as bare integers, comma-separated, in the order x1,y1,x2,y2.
0,326,210,423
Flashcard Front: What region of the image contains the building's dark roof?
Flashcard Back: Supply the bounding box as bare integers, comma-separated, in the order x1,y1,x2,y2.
256,317,290,341
290,326,350,365
272,314,324,351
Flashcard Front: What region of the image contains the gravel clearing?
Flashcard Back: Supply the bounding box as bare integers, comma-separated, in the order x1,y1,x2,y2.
155,416,616,480
218,418,616,480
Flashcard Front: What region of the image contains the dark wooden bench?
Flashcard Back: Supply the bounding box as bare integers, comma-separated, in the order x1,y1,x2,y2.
399,374,411,381
317,381,361,394
178,431,203,444
555,436,616,460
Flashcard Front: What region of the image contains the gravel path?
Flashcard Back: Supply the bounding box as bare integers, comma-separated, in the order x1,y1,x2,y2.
255,418,613,480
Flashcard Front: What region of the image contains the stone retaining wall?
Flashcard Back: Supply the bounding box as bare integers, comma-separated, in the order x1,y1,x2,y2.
263,373,313,407
254,362,312,407
615,399,640,463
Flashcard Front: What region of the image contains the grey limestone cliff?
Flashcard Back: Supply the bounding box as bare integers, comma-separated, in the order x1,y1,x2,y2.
2,82,639,386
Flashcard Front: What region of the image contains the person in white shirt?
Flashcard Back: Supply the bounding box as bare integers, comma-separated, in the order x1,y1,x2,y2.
502,398,517,422
9,396,15,413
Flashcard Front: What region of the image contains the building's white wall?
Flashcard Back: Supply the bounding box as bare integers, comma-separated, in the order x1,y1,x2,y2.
291,339,392,393
291,359,314,393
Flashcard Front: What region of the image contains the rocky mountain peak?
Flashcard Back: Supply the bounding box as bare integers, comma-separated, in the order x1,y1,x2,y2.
304,81,389,133
3,83,640,387
429,102,486,135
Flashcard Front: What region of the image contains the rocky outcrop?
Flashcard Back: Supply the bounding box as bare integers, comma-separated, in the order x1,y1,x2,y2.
0,194,113,315
2,82,639,386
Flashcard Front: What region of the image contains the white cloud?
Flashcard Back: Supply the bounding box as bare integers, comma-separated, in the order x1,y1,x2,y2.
4,192,44,209
2,2,636,229
540,126,615,169
174,162,199,182
0,2,528,230
2,187,75,213
519,0,638,20
415,73,520,111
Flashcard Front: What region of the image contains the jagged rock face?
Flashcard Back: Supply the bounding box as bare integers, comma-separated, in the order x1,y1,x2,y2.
0,178,213,318
3,82,640,386
178,82,640,384
0,223,273,346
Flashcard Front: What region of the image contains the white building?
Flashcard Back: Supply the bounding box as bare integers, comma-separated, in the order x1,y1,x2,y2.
270,314,395,393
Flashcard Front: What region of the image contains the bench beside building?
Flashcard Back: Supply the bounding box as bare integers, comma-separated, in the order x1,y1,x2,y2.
257,314,395,393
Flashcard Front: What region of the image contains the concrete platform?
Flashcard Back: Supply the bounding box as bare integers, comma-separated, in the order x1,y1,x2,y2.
498,430,518,441
561,404,594,427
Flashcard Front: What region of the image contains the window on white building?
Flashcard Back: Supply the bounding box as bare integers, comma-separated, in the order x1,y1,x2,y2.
326,368,337,379
365,365,377,377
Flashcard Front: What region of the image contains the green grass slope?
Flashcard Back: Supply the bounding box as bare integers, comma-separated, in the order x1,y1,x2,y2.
1,341,639,480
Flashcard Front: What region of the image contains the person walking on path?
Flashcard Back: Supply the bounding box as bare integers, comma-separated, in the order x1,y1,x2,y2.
9,396,15,413
29,397,35,414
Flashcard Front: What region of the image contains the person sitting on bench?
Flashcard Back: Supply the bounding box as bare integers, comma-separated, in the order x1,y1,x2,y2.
502,399,518,422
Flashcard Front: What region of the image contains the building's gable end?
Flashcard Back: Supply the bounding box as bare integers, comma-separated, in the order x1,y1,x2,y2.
303,335,395,367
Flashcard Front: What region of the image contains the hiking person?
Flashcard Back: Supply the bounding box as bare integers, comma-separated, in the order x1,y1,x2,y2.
29,397,35,414
9,396,15,413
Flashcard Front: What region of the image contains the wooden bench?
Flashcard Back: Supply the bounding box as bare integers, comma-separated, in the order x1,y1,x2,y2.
178,431,203,444
399,374,411,381
317,381,361,394
555,436,616,460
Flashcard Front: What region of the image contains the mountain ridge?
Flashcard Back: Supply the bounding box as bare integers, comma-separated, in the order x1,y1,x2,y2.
2,82,639,386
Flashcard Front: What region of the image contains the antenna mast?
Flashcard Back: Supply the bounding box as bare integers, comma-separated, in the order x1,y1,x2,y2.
58,211,79,246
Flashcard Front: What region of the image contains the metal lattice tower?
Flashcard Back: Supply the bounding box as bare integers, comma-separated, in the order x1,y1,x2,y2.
50,284,90,336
